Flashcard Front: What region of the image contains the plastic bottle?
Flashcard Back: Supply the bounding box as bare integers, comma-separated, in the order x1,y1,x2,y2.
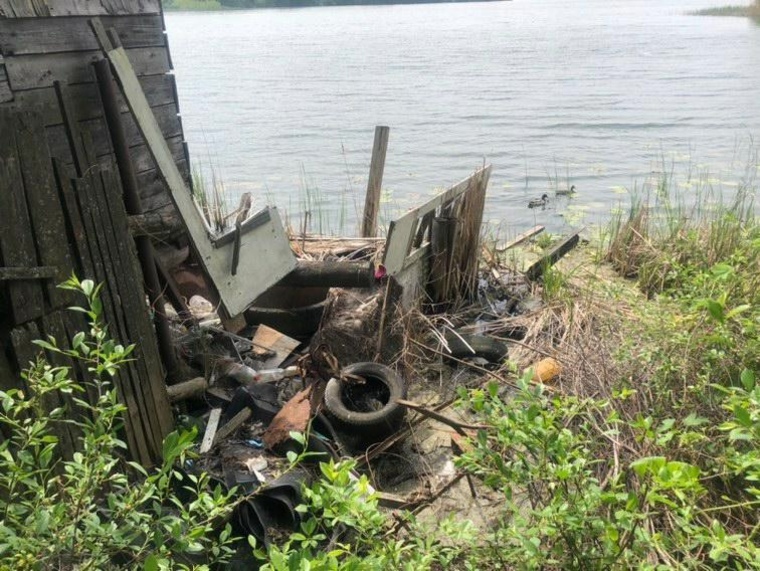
255,366,298,382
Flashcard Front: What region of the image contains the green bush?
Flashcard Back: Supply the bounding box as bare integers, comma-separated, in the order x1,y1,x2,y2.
0,276,237,570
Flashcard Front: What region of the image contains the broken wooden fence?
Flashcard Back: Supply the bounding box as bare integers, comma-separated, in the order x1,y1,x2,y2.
382,165,491,304
0,108,172,466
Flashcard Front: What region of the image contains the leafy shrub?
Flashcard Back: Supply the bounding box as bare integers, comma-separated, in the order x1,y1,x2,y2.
0,276,237,570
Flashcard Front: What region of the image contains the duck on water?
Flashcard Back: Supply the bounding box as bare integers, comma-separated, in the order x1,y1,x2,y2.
528,194,549,209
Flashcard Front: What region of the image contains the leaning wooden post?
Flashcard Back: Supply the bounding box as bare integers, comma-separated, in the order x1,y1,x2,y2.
361,126,390,237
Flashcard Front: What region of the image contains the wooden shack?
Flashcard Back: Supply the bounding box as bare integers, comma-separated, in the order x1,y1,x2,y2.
0,0,191,466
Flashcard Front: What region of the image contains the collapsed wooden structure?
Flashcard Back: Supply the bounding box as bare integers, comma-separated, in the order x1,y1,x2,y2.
0,0,494,467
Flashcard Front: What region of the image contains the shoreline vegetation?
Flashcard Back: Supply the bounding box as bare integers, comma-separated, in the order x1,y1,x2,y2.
694,1,760,17
163,0,506,10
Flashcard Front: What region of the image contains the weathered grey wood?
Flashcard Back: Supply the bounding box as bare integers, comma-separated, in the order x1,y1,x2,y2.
524,229,583,281
0,63,11,102
45,103,183,165
71,173,150,465
428,217,457,305
128,209,182,238
361,125,389,238
4,47,170,91
212,408,251,447
496,225,545,252
0,15,165,56
0,110,45,324
382,166,492,275
13,74,177,126
102,40,296,317
166,376,207,403
200,408,222,454
0,266,57,280
0,0,161,18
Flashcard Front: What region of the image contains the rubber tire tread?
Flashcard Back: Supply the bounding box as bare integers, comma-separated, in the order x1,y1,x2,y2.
323,362,407,439
443,331,508,363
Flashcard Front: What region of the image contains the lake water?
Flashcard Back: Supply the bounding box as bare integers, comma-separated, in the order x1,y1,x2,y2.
164,0,760,237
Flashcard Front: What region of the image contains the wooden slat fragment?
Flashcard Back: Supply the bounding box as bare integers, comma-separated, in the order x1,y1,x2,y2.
200,408,222,454
524,229,583,281
252,324,300,369
496,225,545,252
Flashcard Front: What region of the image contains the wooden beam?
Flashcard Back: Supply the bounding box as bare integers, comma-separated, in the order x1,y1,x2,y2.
361,126,389,238
0,266,57,281
496,225,545,252
166,377,207,404
524,229,583,281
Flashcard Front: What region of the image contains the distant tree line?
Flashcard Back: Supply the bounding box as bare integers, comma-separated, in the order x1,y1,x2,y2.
218,0,495,6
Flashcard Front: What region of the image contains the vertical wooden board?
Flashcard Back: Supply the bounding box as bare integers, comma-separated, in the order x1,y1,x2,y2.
0,111,45,324
14,113,75,308
0,15,166,56
78,129,166,458
53,160,96,280
99,163,173,441
39,311,81,459
72,171,152,465
0,63,12,103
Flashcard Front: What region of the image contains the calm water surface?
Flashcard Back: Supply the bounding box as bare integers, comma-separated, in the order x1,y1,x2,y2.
164,1,760,236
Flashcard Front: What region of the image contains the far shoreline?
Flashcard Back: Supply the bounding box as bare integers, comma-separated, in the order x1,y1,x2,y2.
163,0,508,11
691,3,760,18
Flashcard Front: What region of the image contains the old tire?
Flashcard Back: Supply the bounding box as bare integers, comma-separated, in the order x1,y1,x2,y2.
443,331,508,363
323,363,407,443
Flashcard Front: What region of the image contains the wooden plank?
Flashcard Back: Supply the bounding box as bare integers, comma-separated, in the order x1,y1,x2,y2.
72,167,153,465
212,408,251,447
252,324,300,369
4,47,170,91
361,125,389,238
0,63,12,103
97,161,173,441
496,225,545,252
0,15,165,56
126,133,185,175
14,113,75,308
80,137,165,456
0,110,45,324
524,229,583,281
13,74,177,126
53,159,95,280
200,408,222,454
0,0,161,18
103,42,296,317
0,266,57,280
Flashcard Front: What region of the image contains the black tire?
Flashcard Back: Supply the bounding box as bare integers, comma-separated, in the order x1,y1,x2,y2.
323,362,407,442
443,330,508,363
244,299,327,339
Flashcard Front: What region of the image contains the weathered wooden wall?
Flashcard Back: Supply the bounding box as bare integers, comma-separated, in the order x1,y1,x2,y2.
0,0,182,465
0,0,189,236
